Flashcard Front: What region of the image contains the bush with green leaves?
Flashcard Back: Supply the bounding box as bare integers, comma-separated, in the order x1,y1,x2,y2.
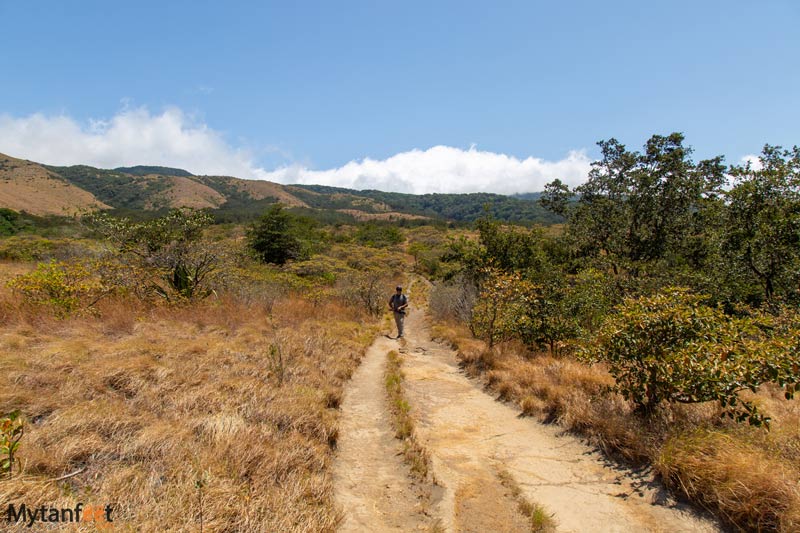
87,208,219,300
581,289,798,425
7,259,120,315
722,145,800,304
353,223,403,248
470,269,532,348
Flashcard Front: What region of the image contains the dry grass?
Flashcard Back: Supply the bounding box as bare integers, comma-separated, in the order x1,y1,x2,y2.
144,175,226,210
497,469,556,532
0,284,379,531
432,321,800,532
0,153,109,215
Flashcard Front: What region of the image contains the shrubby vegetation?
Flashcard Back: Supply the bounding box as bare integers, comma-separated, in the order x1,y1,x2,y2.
0,199,409,530
431,134,800,531
436,136,800,410
247,204,321,265
291,184,562,224
1,133,797,530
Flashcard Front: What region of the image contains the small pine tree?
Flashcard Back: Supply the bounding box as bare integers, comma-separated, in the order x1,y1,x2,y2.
247,204,307,265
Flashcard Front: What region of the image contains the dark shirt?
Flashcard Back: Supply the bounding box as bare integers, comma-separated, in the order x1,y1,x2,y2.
390,294,408,313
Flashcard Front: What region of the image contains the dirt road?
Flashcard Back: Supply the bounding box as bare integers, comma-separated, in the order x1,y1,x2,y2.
334,286,722,532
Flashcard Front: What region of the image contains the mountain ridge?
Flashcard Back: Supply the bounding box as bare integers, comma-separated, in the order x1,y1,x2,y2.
0,152,560,224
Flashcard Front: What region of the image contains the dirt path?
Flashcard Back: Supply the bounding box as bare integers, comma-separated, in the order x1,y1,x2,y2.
334,282,723,532
332,333,432,532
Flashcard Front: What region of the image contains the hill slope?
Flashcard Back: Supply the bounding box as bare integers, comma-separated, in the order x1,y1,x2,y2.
0,152,560,224
0,154,110,215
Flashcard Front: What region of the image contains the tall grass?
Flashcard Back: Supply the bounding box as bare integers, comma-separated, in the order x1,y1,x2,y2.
0,283,379,531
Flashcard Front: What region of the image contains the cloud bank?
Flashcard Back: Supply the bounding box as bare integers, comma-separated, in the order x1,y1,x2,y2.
0,107,591,194
739,154,764,171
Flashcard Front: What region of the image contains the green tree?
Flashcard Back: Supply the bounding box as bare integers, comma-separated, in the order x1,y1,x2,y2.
569,134,726,271
539,178,574,217
0,209,22,236
723,145,800,303
518,277,577,356
475,210,548,273
247,204,309,265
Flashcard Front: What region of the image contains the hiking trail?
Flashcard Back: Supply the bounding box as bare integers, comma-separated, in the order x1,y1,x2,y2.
333,280,722,532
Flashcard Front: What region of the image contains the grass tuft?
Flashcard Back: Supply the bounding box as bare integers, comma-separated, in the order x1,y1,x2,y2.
497,469,557,532
384,350,432,481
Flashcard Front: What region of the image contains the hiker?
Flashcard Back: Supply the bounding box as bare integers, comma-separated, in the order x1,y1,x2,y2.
388,285,408,338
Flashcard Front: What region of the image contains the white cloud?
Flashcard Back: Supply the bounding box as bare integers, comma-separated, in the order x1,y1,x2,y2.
258,146,591,194
0,107,592,194
0,107,260,178
739,154,764,171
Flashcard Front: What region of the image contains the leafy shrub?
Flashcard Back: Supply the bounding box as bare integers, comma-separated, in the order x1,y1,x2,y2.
0,236,97,262
581,288,798,425
0,236,55,261
354,223,403,248
0,208,24,236
470,269,532,347
7,260,117,316
87,208,220,301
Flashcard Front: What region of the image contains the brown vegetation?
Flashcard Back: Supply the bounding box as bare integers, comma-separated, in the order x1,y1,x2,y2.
0,153,109,215
0,262,381,531
145,175,227,209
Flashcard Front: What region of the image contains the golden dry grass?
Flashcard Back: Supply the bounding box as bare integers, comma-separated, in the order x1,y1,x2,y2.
432,321,800,532
144,175,226,210
0,287,379,531
0,154,110,215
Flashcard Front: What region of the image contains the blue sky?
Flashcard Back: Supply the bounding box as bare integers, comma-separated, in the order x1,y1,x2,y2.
0,1,797,193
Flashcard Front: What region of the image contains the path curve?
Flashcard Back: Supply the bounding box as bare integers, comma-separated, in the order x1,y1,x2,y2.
400,296,722,533
334,278,723,532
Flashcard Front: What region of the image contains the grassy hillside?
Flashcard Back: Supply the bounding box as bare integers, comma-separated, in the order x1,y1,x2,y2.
45,164,175,209
0,152,564,225
0,155,109,215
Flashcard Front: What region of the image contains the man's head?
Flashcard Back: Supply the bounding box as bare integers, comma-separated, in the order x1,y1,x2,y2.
396,286,402,293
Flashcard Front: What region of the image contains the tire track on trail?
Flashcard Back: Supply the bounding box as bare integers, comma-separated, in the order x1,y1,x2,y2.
332,331,435,532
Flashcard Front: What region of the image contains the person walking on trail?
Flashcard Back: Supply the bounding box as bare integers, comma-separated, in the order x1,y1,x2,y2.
389,285,408,339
